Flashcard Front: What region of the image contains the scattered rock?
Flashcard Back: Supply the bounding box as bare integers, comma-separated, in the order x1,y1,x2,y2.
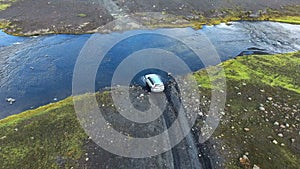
253,164,260,169
291,138,295,143
259,106,265,111
267,97,273,101
239,155,250,167
244,128,250,132
242,155,248,160
272,140,278,145
274,121,279,126
0,136,7,140
280,125,286,129
6,98,16,105
277,133,283,137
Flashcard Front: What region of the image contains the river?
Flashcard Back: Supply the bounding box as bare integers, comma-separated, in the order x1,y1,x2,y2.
0,21,299,119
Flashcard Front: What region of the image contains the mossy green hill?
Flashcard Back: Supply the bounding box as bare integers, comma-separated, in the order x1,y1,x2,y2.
0,52,299,168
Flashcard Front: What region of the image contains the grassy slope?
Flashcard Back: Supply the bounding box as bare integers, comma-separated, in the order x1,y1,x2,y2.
189,5,300,29
194,51,300,168
0,52,299,168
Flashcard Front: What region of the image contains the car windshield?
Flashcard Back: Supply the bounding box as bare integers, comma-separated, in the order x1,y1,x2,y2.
151,76,162,84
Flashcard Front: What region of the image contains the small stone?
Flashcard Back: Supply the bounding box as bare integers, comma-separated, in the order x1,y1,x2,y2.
140,93,144,97
267,97,273,101
85,157,89,161
31,136,34,140
277,133,283,137
291,138,295,143
253,164,260,169
53,98,58,101
274,121,279,126
285,123,290,128
242,155,248,160
280,143,285,147
244,128,250,132
259,107,265,111
242,82,247,86
6,98,16,104
14,128,18,131
280,125,286,129
272,140,278,145
0,136,7,140
245,152,249,156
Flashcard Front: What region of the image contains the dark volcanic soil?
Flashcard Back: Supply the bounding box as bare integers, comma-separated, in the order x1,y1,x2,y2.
0,0,299,35
0,0,114,34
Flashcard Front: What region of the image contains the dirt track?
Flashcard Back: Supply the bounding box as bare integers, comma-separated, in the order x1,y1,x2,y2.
0,0,299,35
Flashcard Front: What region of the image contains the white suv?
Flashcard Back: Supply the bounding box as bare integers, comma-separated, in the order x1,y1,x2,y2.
144,74,165,92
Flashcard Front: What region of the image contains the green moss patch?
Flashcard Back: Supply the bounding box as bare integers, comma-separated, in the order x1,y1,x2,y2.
0,3,10,10
195,51,300,168
190,5,300,29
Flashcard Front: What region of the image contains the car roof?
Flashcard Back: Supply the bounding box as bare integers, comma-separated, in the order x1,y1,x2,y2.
145,74,163,84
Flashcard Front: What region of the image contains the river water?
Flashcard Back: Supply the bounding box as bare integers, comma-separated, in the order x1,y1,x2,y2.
0,21,299,118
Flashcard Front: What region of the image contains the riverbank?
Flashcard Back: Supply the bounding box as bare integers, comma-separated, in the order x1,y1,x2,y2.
1,51,299,168
0,0,299,36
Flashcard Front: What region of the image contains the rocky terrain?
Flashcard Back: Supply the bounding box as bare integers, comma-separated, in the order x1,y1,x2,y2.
0,0,300,35
0,51,299,169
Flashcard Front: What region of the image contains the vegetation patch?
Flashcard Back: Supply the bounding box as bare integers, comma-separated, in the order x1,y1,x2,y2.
77,13,87,17
195,51,300,168
190,5,300,29
0,3,10,10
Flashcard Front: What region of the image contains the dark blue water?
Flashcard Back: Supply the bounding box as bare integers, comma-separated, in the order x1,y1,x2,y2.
0,21,300,118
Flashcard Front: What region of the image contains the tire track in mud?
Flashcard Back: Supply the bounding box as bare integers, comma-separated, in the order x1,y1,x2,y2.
152,82,205,169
